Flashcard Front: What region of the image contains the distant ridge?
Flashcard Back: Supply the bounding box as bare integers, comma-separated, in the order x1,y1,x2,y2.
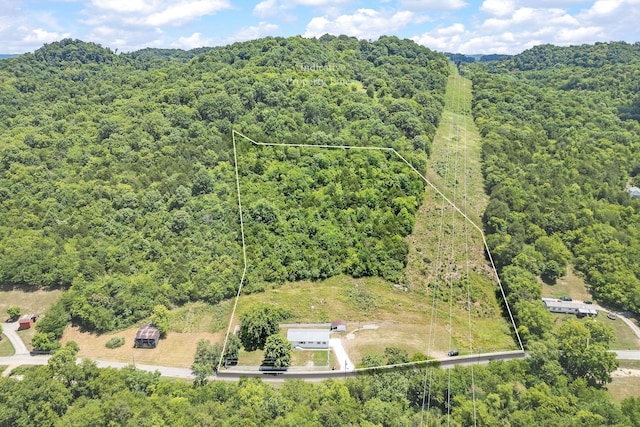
445,52,512,63
0,54,20,60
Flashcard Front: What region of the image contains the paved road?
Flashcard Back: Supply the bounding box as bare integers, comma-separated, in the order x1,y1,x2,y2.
613,351,640,360
1,322,29,355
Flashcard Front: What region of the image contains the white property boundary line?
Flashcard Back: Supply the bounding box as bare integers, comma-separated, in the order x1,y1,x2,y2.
218,129,524,370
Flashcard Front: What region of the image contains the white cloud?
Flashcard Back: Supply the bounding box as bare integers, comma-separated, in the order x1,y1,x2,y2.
412,23,467,51
413,3,615,54
253,0,348,19
124,1,231,27
555,25,606,43
172,32,212,49
304,8,419,39
24,28,71,43
90,0,154,14
481,0,515,16
227,21,280,43
400,0,467,10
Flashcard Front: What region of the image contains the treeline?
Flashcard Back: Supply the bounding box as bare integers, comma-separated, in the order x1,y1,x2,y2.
468,41,640,324
0,343,638,426
0,36,449,333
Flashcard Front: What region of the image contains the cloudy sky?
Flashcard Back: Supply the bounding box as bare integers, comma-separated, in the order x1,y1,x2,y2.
1,0,639,54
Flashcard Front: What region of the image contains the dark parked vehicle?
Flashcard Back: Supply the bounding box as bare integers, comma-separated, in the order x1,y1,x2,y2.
560,296,572,301
448,350,459,357
584,300,593,304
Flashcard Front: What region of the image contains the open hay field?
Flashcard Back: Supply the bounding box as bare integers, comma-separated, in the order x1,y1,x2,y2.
61,325,226,369
60,299,234,368
0,285,63,322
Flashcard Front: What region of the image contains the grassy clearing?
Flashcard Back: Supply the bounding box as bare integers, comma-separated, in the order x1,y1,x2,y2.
403,67,517,358
60,300,234,368
0,336,14,356
0,286,63,351
600,313,640,350
541,267,591,301
239,345,334,368
61,325,225,368
0,285,63,322
608,377,640,402
550,311,640,350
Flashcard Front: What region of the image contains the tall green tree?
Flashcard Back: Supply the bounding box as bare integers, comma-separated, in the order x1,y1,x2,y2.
239,304,289,351
262,334,292,368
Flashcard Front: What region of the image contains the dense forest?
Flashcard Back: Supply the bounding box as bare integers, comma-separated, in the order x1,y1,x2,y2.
0,36,449,335
2,37,640,425
469,42,640,334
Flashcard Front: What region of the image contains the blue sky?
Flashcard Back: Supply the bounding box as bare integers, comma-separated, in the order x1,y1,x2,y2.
1,0,639,54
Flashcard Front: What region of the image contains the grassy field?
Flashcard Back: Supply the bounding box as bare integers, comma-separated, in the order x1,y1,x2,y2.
60,299,235,368
608,376,640,402
541,267,591,301
0,336,14,356
550,311,640,350
0,286,64,351
0,285,63,322
61,325,226,368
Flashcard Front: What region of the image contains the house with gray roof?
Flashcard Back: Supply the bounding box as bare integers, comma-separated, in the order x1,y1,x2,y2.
287,329,330,349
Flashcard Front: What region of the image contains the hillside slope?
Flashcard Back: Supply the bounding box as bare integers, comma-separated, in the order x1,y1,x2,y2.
470,42,640,319
0,37,449,333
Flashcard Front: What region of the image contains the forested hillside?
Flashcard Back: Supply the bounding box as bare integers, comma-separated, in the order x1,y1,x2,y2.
1,344,638,426
0,37,449,333
470,42,640,326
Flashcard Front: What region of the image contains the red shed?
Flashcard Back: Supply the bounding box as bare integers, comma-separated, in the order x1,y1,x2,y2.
18,313,39,330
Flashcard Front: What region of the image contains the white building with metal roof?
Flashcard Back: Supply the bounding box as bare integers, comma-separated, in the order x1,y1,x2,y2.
287,329,330,349
542,300,598,317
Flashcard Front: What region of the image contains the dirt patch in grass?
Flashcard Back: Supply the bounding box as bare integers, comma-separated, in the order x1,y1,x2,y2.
618,360,640,369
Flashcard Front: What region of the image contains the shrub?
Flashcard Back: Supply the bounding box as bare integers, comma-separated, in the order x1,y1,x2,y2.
6,306,20,320
105,337,125,349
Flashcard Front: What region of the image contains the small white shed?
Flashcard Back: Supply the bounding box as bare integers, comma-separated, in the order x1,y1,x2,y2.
331,320,347,332
287,329,330,349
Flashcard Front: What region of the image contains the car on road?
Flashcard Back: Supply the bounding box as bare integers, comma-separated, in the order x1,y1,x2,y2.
560,296,573,301
607,312,617,320
584,300,593,304
447,350,459,357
